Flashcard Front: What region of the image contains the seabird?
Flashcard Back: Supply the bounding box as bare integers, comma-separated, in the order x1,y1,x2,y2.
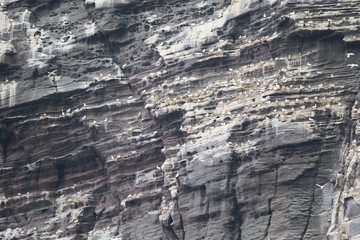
156,165,161,171
61,110,65,116
316,183,325,189
346,53,355,58
81,115,86,121
309,117,314,121
347,64,359,68
47,70,57,77
66,108,71,113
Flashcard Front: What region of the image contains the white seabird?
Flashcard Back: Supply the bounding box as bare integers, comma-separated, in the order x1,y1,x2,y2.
315,183,325,189
347,64,359,68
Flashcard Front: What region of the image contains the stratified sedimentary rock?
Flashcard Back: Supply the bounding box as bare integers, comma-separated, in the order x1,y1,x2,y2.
1,0,360,239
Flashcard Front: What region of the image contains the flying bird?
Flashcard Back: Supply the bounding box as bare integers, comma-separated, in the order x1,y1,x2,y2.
316,183,326,189
347,64,359,68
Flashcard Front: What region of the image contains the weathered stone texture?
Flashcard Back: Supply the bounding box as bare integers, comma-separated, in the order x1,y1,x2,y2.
1,0,360,239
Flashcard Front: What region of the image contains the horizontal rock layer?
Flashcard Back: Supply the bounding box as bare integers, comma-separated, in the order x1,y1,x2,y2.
0,0,360,239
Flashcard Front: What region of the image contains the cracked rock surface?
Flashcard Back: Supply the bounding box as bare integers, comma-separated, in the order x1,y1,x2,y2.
1,0,360,239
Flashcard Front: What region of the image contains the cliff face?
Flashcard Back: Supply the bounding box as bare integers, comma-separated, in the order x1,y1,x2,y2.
1,0,360,239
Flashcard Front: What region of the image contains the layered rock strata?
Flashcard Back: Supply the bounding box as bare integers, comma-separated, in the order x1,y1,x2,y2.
1,0,360,239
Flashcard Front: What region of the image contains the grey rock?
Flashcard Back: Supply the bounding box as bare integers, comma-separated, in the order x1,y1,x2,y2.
1,0,360,239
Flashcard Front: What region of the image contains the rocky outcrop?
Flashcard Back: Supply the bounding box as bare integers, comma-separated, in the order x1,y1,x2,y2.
1,0,360,239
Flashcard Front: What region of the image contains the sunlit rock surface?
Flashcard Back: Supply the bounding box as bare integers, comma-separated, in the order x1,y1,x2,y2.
1,0,360,239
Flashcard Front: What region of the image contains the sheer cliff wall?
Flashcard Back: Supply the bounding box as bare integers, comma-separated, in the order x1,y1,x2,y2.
1,0,360,239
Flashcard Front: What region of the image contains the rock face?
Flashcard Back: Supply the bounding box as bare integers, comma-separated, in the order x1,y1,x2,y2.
1,0,360,239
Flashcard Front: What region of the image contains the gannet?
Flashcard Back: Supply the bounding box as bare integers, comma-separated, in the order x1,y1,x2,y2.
346,53,355,58
47,70,57,77
315,183,325,189
347,64,359,68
